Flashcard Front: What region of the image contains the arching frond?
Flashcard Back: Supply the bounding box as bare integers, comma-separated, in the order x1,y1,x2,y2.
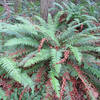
5,37,39,47
50,71,60,97
24,49,51,67
0,57,34,91
69,46,82,64
19,51,38,66
78,46,100,52
51,49,62,74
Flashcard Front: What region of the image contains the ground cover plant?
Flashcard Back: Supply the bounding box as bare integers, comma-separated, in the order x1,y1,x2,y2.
0,0,100,100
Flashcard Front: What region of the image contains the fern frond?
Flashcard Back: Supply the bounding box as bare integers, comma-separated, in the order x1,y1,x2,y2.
60,21,93,40
81,14,97,22
48,14,54,25
19,51,37,66
24,49,50,67
16,24,38,35
65,34,98,45
35,14,60,46
69,46,82,64
81,26,100,34
35,15,46,26
78,46,100,52
74,37,100,45
37,27,60,46
64,64,78,77
5,37,39,47
0,23,22,37
50,71,60,97
51,49,62,74
54,11,65,26
0,22,38,36
59,27,76,40
0,57,34,91
84,63,100,79
15,16,33,25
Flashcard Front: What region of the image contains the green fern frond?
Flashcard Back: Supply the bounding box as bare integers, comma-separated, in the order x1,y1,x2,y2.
50,71,60,97
15,24,38,35
35,15,46,26
78,46,100,52
54,2,64,10
0,21,38,36
35,13,60,46
51,49,62,74
65,34,98,45
5,37,39,47
24,49,50,67
35,25,60,46
68,19,80,27
74,36,100,45
62,1,96,22
80,26,100,34
59,27,76,40
69,46,82,64
0,57,34,91
48,14,54,25
81,14,97,22
19,51,38,66
84,63,100,79
15,16,33,25
60,21,93,40
64,64,78,77
0,23,22,36
54,11,65,26
71,20,92,29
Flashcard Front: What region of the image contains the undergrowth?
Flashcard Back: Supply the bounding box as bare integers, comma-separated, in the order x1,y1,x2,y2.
0,1,100,100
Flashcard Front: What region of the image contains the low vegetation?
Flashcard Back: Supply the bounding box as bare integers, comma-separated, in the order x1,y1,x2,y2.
0,0,100,100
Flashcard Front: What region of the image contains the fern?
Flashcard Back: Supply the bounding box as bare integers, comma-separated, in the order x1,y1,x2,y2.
15,16,33,25
50,71,60,97
0,57,34,91
62,1,97,22
24,49,50,67
78,46,100,52
51,49,62,74
5,37,39,47
69,46,82,64
34,15,46,26
83,54,100,78
54,11,65,27
35,14,60,46
0,17,38,36
84,62,100,79
0,1,100,99
19,51,38,66
68,34,98,46
60,22,98,41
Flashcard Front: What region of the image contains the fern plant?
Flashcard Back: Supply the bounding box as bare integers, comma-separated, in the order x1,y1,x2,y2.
0,2,100,100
